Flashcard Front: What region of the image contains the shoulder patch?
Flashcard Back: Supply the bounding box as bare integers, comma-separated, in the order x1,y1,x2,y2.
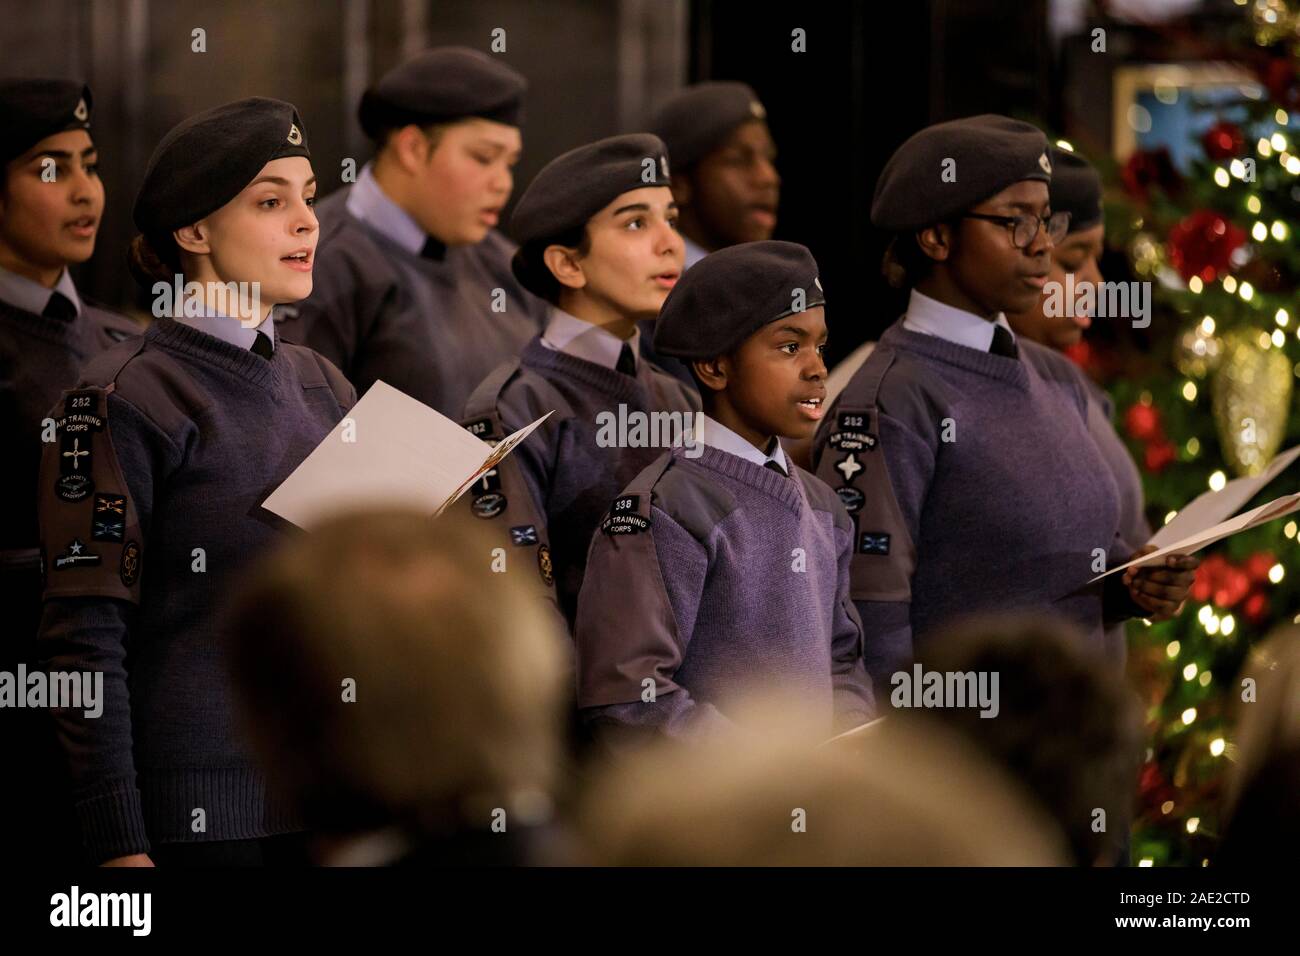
601,494,650,535
463,416,495,440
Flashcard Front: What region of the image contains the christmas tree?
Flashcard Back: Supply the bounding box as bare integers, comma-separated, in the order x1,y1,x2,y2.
1095,0,1300,866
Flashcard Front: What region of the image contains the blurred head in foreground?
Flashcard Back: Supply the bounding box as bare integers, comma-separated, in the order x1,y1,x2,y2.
226,509,569,865
1218,624,1300,866
913,612,1144,866
578,691,1068,865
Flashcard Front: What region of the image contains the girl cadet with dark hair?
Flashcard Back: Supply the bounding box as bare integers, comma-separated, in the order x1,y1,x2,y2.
810,115,1198,693
36,98,355,866
276,47,549,417
0,78,138,866
1004,145,1156,667
460,134,699,629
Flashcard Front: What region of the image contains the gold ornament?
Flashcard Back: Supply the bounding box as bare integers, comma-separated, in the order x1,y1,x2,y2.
1129,232,1165,278
1212,330,1293,477
1174,324,1223,379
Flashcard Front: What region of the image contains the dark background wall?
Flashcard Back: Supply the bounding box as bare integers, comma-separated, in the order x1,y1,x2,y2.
3,0,1069,360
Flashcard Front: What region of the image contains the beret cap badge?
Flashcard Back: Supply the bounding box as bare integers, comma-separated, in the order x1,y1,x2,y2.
74,98,88,122
749,99,766,119
1039,152,1052,175
287,123,303,145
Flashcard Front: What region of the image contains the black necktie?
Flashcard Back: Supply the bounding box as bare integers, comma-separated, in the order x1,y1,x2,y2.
764,459,789,478
251,331,274,359
421,236,447,261
990,324,1019,359
616,343,637,376
43,291,77,322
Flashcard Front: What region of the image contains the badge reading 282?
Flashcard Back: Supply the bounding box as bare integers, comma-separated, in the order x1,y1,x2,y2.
601,495,649,535
55,391,104,502
827,411,877,453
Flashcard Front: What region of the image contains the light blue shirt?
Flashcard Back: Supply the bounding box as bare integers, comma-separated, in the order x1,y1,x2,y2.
901,288,1015,352
346,162,428,256
0,264,83,319
697,413,789,474
539,306,639,371
174,305,275,352
682,235,709,270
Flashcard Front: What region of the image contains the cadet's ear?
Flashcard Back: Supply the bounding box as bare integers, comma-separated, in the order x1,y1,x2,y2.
542,243,587,291
173,221,211,256
692,356,728,393
387,125,434,174
915,223,952,263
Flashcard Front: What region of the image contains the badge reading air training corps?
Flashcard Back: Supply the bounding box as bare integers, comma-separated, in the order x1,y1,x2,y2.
826,411,877,453
601,495,649,535
54,390,105,502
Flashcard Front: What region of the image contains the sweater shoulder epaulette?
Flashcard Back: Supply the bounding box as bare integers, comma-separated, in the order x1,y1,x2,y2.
836,344,953,441
82,302,142,343
650,454,739,542
793,466,854,531
499,363,575,424
277,342,354,404
77,335,208,440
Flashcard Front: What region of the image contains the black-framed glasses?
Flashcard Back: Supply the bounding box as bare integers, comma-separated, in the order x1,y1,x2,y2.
962,211,1071,249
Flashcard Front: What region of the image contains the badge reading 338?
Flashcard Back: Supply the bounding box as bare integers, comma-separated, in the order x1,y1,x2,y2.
827,411,877,453
601,495,650,535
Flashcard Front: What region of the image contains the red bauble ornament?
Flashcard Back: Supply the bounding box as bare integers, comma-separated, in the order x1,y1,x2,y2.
1244,552,1275,584
1213,567,1251,609
1202,121,1245,160
1125,402,1163,442
1190,555,1223,603
1166,210,1248,284
1122,148,1183,202
1144,439,1177,474
1262,57,1299,108
1243,590,1270,625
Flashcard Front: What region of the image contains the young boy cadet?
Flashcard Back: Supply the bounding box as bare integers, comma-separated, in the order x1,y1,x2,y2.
810,116,1197,694
460,133,699,629
642,82,779,383
574,241,873,748
277,47,548,416
0,78,137,864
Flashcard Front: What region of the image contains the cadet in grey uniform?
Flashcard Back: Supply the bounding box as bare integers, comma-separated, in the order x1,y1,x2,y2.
810,116,1197,694
276,47,549,416
576,241,873,750
460,134,698,629
37,99,355,866
641,82,779,383
0,77,138,865
1005,145,1153,668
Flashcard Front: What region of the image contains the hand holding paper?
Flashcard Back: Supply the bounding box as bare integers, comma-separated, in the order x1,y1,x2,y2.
261,380,552,530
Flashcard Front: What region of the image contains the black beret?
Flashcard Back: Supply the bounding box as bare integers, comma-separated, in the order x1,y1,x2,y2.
511,133,671,246
649,81,767,169
1048,145,1102,233
133,97,310,237
872,114,1051,232
654,240,824,360
0,78,92,168
359,47,526,140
